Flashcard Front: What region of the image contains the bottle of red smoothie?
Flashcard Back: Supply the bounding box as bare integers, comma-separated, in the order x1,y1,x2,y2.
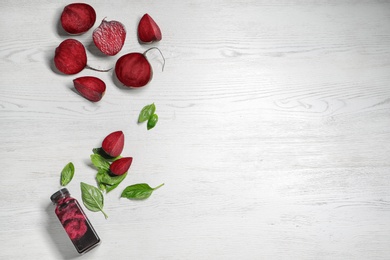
50,188,101,254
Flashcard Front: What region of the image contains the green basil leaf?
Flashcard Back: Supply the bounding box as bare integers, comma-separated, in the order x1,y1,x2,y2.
121,183,164,200
93,148,122,161
60,162,75,186
80,182,108,219
96,169,107,191
96,169,127,193
138,103,156,123
147,114,158,130
105,181,122,193
90,154,110,171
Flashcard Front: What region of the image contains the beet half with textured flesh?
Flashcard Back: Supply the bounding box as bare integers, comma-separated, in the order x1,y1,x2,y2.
93,19,126,56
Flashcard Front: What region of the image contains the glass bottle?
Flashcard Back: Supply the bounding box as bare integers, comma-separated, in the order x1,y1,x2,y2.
50,188,101,254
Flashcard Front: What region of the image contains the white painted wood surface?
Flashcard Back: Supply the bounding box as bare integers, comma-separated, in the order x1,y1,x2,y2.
1,0,390,259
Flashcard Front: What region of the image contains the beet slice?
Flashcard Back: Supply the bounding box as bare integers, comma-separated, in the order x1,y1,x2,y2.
115,47,165,88
60,3,96,34
110,157,133,176
73,76,106,102
54,39,87,75
102,131,125,158
138,14,162,44
93,19,126,56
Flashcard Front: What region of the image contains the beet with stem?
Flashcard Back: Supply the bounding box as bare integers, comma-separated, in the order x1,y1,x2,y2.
115,47,165,88
60,3,96,35
93,19,126,56
138,14,162,44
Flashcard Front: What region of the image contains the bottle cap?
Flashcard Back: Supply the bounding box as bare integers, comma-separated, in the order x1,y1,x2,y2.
50,188,70,203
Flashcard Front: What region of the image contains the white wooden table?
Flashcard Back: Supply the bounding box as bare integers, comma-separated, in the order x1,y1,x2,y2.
1,1,390,259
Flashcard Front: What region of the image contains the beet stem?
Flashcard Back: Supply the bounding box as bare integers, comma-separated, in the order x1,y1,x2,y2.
86,64,113,72
143,47,165,72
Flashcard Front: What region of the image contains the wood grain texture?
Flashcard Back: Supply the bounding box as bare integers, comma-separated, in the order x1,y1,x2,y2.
1,0,390,259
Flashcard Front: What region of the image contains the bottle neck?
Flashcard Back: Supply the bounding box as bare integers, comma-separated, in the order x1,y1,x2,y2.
50,188,71,204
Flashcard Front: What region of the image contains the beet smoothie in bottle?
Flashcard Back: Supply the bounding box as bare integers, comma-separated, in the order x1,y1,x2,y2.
50,188,101,254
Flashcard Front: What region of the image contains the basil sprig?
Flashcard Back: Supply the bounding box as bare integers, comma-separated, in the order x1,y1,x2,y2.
60,162,74,186
138,103,158,130
138,103,156,123
91,153,127,192
121,183,164,200
80,182,108,219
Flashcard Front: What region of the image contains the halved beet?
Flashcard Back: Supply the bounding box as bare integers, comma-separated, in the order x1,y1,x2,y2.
73,76,106,102
60,3,96,34
115,47,165,88
54,39,87,75
115,53,152,88
138,14,162,44
93,19,126,56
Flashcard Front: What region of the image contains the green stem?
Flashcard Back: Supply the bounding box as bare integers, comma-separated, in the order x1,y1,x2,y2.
101,209,108,219
153,183,165,190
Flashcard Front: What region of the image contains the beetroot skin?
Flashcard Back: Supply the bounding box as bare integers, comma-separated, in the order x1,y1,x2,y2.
73,76,106,102
138,14,162,44
54,39,87,75
61,3,96,34
115,53,152,88
93,19,126,56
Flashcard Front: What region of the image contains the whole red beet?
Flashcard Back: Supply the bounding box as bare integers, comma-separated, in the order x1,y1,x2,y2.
54,39,87,75
102,131,124,158
73,76,106,102
93,19,126,56
138,14,162,44
115,47,165,88
60,3,96,34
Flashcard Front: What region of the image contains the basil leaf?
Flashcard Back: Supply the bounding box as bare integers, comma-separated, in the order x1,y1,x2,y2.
121,183,164,200
90,154,110,171
96,169,107,191
138,103,156,123
96,169,127,193
147,114,158,130
93,148,122,161
80,182,108,219
60,162,75,186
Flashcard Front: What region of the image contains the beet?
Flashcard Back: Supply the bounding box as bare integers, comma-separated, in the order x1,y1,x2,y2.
110,157,133,176
73,76,106,102
93,19,126,56
115,47,165,88
102,131,125,158
54,39,87,75
60,3,96,34
138,14,162,44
